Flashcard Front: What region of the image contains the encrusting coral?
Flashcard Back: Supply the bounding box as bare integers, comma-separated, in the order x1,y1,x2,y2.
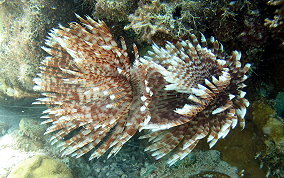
33,15,250,165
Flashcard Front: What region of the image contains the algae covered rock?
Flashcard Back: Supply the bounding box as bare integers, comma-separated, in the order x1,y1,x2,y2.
94,0,137,22
251,99,276,129
19,117,47,141
251,99,284,177
0,0,76,99
263,117,284,148
16,118,48,151
7,155,73,178
125,0,215,44
252,99,284,148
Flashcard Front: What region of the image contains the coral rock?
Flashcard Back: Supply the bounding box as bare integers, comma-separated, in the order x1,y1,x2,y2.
7,155,73,178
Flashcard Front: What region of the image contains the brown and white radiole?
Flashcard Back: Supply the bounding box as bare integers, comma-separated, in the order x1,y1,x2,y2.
33,15,250,165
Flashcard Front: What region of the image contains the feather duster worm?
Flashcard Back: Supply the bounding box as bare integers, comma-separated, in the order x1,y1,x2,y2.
33,14,152,159
34,15,250,165
139,34,251,165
